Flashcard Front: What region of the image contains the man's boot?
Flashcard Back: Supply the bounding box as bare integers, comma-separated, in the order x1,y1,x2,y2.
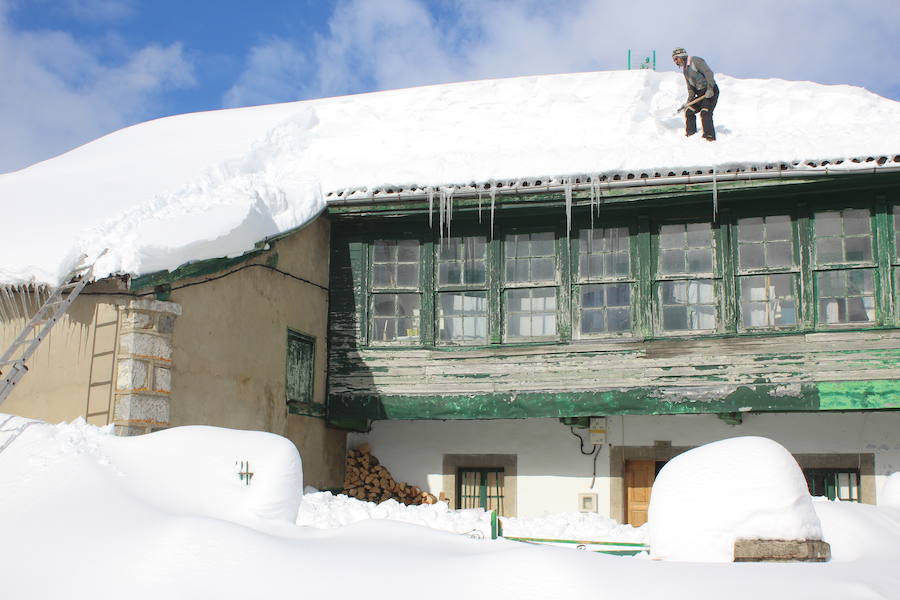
700,108,716,141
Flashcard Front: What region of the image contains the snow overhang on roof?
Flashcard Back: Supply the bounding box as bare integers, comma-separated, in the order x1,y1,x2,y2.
326,154,900,206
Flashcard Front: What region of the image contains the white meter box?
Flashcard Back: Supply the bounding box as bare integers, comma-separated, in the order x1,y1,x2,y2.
589,417,607,445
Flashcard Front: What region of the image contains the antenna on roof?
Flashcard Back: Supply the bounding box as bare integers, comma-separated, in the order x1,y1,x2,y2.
627,49,656,71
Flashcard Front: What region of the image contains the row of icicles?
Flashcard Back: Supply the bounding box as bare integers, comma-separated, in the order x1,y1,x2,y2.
426,176,612,242
0,284,52,322
424,169,719,241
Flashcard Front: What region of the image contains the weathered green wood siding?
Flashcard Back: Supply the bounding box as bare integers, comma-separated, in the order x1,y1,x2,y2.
326,175,900,422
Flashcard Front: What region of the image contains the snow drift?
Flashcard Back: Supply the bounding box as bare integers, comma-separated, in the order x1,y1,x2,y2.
649,436,823,562
1,70,899,285
3,416,900,599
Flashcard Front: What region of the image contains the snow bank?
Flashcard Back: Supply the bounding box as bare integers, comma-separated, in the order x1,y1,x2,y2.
500,511,647,544
649,436,822,562
4,416,900,599
296,491,648,545
1,70,899,285
0,415,302,523
881,472,900,509
298,490,493,537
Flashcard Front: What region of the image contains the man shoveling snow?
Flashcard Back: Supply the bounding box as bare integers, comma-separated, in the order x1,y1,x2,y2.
673,47,719,141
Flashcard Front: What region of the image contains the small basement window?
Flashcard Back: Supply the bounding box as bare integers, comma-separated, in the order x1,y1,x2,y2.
803,468,860,502
457,467,505,513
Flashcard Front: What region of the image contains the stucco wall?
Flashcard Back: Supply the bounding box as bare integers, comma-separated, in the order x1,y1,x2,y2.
167,216,345,489
0,279,125,426
349,411,900,519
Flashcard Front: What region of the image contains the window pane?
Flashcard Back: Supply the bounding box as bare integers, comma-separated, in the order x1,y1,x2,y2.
738,217,764,242
658,222,714,275
737,215,795,272
739,274,798,328
817,270,875,324
767,241,793,268
766,216,792,241
437,236,487,287
505,231,555,284
739,244,765,270
373,240,420,289
438,292,488,343
578,227,630,280
659,280,718,332
506,288,557,340
814,209,872,265
580,283,632,335
371,293,420,342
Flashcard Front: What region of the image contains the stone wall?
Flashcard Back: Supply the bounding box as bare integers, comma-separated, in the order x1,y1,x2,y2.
113,299,181,436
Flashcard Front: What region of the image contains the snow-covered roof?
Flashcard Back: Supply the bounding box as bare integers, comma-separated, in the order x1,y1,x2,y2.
1,69,899,285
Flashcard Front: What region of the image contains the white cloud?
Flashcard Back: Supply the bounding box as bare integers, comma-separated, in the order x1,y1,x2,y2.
0,4,194,172
222,38,309,108
278,0,900,103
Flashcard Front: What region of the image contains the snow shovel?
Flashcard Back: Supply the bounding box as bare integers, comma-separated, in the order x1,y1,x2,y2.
675,96,704,115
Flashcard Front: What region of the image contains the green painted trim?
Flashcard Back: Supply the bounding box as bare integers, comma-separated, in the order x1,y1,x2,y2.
503,536,648,548
130,248,270,290
818,380,900,410
327,379,900,421
286,400,327,418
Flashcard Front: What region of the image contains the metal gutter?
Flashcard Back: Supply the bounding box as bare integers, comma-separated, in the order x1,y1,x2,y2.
325,162,900,207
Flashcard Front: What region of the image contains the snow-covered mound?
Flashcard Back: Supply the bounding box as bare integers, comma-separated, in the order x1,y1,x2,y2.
881,472,900,509
4,416,900,599
649,436,822,562
0,415,302,523
297,491,648,545
1,69,899,285
501,511,647,544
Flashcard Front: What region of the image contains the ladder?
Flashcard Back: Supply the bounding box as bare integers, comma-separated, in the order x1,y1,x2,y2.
0,250,107,406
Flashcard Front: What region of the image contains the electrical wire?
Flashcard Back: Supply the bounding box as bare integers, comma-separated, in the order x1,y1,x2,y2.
80,262,329,299
571,426,602,490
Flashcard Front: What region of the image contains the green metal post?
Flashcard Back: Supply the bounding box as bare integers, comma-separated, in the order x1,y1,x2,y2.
627,49,631,70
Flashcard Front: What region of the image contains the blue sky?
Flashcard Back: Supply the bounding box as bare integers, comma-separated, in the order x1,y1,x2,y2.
2,0,899,173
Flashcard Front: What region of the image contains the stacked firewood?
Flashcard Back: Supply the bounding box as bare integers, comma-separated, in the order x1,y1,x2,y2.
342,443,438,505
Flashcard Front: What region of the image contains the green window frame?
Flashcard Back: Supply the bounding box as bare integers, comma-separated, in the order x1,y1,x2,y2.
812,208,877,326
369,238,422,345
893,204,900,324
286,330,315,409
654,220,720,334
502,229,560,342
435,234,490,345
457,467,505,512
734,214,800,331
574,225,634,337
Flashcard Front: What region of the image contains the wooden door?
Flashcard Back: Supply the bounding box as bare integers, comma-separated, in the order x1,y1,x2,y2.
625,459,656,526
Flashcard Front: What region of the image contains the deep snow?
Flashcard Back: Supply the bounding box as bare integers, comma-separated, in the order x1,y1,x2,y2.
2,415,900,600
1,70,899,285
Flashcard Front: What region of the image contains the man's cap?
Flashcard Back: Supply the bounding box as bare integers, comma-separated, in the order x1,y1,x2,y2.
672,48,688,59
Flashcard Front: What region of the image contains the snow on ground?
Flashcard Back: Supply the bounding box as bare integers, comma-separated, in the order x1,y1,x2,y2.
1,70,899,285
3,415,900,599
649,436,823,562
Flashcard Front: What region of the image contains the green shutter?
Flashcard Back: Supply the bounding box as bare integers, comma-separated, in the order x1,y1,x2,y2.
286,330,315,409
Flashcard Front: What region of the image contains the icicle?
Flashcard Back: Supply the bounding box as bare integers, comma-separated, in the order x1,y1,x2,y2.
443,187,455,239
489,184,497,240
563,176,573,242
18,284,29,320
477,190,483,224
589,177,595,231
427,187,435,228
712,166,718,221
